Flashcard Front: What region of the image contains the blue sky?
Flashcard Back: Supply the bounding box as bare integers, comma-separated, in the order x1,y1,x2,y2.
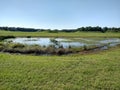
0,0,120,29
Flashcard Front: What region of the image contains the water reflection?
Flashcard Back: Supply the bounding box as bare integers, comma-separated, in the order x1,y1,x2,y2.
6,37,120,48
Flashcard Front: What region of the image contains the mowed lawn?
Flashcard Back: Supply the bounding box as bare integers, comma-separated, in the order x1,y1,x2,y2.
0,46,120,90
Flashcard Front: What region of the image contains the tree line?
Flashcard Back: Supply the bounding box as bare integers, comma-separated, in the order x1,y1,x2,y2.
0,26,120,33
0,27,38,32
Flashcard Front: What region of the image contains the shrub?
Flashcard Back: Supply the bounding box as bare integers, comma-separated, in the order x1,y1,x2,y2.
56,48,66,55
0,46,4,51
0,42,5,51
26,36,31,38
50,38,59,45
59,45,63,48
8,43,25,49
83,45,87,50
68,45,72,49
45,45,56,54
0,36,15,41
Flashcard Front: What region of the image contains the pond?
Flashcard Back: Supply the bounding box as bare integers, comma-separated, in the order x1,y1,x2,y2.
6,37,120,49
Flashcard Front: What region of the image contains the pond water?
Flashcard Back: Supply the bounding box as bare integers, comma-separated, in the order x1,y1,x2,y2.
6,37,120,48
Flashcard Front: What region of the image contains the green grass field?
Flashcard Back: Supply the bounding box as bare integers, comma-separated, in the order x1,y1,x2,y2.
0,31,120,90
0,30,120,37
0,46,120,90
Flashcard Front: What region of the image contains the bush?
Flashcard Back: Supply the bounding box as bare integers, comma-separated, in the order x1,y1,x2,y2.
83,45,87,50
0,46,4,51
8,43,25,49
0,42,89,55
56,48,66,55
0,42,5,51
45,46,56,54
26,36,31,38
0,36,15,41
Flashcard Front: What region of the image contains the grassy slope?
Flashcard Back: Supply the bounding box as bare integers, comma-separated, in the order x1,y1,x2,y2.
0,46,120,90
0,30,120,37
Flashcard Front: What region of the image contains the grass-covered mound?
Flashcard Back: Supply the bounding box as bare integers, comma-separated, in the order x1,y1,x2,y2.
0,42,111,55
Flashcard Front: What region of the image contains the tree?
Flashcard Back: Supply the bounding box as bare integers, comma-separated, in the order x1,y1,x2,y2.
102,27,108,33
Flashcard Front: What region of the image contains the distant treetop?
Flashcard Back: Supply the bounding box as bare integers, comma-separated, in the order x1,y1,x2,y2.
0,26,120,33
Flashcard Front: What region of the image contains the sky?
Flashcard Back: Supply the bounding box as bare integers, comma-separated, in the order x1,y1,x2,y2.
0,0,120,29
